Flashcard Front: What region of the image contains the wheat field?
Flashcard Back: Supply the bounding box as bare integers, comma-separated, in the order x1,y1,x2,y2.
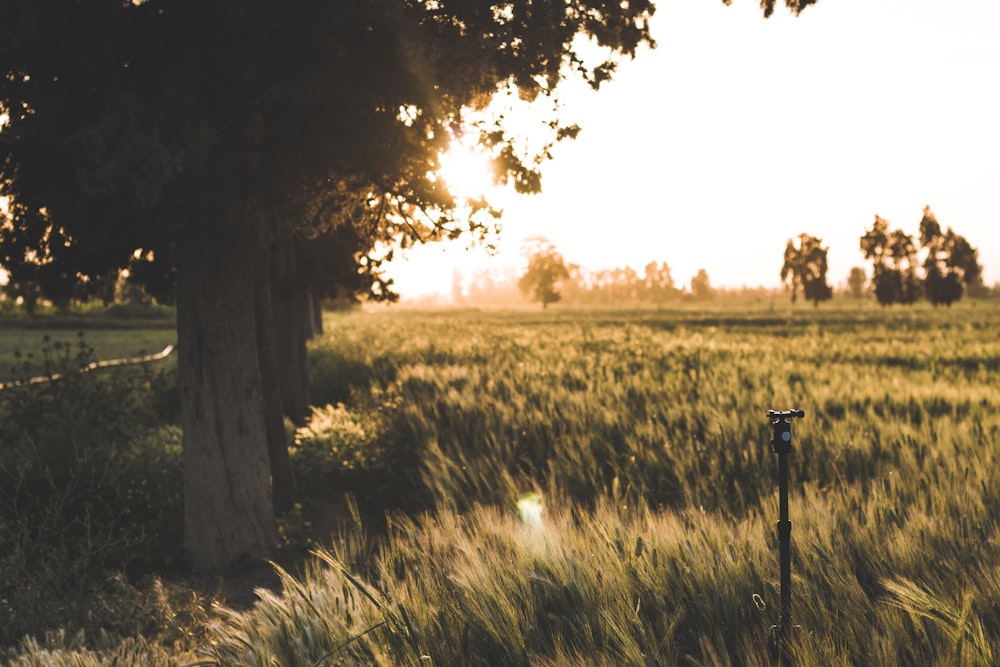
208,300,998,666
5,300,1000,665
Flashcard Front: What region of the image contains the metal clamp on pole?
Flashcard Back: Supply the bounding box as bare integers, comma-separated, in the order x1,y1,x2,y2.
767,408,804,667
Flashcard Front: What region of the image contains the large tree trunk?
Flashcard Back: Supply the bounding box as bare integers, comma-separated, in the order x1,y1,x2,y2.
177,218,277,571
271,238,312,426
254,235,299,514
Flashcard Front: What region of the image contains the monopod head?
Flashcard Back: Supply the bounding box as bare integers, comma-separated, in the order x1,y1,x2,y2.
768,409,804,453
768,409,805,421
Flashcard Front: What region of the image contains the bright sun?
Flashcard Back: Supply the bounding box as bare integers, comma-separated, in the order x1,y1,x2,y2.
437,142,496,201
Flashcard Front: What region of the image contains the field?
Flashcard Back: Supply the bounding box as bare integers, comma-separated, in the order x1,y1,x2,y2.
0,306,177,385
2,299,1000,665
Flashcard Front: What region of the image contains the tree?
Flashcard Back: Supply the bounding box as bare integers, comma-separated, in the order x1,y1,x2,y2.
0,0,818,570
560,262,586,304
919,206,981,307
643,260,677,303
847,267,867,299
861,208,982,308
860,216,921,306
519,237,570,309
690,269,714,300
888,229,923,304
780,233,833,306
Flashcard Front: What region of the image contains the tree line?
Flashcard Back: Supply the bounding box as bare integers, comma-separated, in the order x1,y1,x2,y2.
509,237,718,308
513,207,988,309
783,208,986,307
860,206,983,306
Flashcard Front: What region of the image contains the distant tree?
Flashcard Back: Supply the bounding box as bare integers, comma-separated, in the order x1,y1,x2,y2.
847,267,867,299
518,237,570,309
561,262,586,304
615,265,641,302
780,233,833,306
589,268,614,304
643,260,677,302
888,229,923,304
919,206,981,307
861,216,921,306
464,267,522,306
690,269,714,300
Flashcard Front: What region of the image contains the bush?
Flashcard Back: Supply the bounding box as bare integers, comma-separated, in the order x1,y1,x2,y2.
0,341,184,648
290,399,424,515
308,346,379,406
0,575,211,665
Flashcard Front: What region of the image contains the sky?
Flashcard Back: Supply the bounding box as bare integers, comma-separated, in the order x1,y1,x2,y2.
386,0,1000,300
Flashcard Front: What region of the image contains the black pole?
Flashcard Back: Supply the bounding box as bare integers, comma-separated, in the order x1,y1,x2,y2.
768,408,803,666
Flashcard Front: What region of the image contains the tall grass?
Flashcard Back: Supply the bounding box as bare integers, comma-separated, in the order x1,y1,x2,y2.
281,302,1000,664
6,301,1000,664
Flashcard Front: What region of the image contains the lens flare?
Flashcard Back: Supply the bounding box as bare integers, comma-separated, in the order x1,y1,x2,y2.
516,492,544,527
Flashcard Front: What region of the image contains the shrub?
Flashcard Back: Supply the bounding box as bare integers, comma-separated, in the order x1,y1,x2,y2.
0,339,184,648
0,576,211,666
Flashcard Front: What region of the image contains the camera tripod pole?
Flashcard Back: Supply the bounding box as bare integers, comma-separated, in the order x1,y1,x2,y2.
768,408,804,667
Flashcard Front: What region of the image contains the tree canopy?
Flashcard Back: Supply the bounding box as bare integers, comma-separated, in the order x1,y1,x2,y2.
919,206,981,307
519,236,570,308
724,0,817,19
780,233,832,306
847,267,867,299
3,0,648,300
860,208,981,307
860,216,922,306
690,268,714,300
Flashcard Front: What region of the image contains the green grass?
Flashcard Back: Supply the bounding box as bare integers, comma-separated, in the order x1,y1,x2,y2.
5,298,1000,665
0,308,176,384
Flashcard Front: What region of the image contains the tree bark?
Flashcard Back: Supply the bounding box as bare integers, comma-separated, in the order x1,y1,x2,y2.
271,238,312,426
254,235,299,514
177,217,277,571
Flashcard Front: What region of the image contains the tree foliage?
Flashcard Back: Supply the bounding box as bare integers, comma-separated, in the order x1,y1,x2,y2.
643,261,678,302
780,233,832,306
847,267,867,299
860,216,922,306
723,0,818,19
690,268,714,300
518,237,570,308
919,206,981,307
861,208,982,307
1,0,663,302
